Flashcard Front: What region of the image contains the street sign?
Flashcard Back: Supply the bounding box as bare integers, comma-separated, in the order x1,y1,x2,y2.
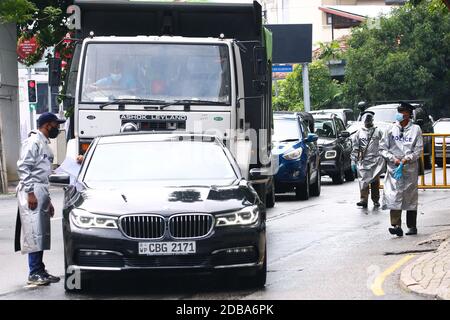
272,65,293,73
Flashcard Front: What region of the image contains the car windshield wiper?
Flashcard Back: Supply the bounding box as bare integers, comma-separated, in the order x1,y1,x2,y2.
98,98,166,110
159,99,225,110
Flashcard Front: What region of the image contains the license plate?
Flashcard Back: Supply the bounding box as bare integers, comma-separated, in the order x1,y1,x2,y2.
138,241,196,255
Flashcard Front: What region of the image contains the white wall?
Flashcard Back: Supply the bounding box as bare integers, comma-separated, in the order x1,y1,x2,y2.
0,23,20,182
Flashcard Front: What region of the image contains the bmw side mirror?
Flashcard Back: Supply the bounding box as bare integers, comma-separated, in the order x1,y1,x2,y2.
306,133,318,143
339,131,350,138
49,173,70,186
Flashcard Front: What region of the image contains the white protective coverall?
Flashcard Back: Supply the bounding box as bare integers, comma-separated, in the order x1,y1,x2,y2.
16,130,54,254
351,126,385,190
380,121,423,210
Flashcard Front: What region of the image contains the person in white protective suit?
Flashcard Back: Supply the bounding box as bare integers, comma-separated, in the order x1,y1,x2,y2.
351,111,385,208
380,102,423,237
15,112,66,286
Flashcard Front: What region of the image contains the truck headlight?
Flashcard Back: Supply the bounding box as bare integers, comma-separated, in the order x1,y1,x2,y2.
70,208,118,229
325,150,337,159
282,148,303,160
215,206,259,227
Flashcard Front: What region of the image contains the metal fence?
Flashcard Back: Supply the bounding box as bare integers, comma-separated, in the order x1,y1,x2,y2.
419,133,450,189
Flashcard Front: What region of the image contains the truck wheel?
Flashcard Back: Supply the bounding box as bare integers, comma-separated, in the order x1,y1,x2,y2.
265,181,275,208
310,166,321,197
296,171,310,200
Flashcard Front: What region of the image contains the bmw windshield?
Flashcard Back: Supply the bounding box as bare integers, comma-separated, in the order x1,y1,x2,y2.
83,140,238,187
80,43,231,105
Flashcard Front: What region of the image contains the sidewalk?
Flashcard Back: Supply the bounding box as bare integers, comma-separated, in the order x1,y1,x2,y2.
400,230,450,300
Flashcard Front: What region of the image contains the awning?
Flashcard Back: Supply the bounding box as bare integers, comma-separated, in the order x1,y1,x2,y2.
319,5,394,28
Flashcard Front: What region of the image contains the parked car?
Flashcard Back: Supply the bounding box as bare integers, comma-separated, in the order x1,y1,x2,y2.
312,113,354,184
433,118,450,167
310,108,356,128
50,133,267,291
272,112,321,200
348,103,434,168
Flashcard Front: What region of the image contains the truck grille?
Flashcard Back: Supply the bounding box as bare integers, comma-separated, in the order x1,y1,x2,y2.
169,214,214,239
120,215,165,239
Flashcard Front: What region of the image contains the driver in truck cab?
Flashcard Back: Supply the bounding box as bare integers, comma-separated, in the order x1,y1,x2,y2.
93,59,136,90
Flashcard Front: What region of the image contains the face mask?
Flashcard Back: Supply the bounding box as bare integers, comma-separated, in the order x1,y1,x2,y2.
49,126,60,139
395,113,404,122
364,121,373,128
110,73,122,81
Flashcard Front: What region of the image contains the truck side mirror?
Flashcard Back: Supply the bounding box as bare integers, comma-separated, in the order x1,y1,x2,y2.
48,58,62,87
253,46,267,76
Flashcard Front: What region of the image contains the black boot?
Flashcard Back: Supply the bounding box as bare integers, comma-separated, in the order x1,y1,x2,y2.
405,227,417,235
357,201,368,208
389,226,403,237
373,201,380,207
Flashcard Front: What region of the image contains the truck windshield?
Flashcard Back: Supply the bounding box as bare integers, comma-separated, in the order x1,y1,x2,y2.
80,43,231,105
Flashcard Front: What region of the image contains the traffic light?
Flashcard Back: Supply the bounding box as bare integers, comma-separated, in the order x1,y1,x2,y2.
27,80,37,103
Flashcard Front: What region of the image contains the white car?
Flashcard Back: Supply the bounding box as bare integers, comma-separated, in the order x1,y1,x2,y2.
433,118,450,167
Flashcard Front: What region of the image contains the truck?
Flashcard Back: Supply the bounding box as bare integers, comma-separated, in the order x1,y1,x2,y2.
51,0,275,207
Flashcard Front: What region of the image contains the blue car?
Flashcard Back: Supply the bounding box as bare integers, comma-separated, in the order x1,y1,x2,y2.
272,112,321,200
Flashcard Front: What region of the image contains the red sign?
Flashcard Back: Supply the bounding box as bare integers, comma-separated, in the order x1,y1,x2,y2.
17,36,39,61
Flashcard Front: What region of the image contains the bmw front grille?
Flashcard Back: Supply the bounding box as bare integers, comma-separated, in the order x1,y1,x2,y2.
119,214,214,239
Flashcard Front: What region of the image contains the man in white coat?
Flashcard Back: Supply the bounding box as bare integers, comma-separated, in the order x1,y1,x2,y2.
16,112,65,285
351,111,385,208
380,102,423,237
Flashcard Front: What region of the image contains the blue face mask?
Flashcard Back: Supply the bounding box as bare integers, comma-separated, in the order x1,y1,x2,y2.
395,113,404,122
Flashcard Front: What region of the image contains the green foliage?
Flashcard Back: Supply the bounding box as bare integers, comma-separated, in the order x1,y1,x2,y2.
343,0,450,117
273,61,342,111
0,0,36,24
0,0,72,66
317,41,343,62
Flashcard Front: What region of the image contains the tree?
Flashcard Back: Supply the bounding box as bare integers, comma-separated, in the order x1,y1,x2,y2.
343,0,450,117
273,61,342,111
0,0,72,66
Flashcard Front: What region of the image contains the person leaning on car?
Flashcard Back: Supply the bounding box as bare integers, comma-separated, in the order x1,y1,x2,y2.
15,112,65,286
351,111,385,209
380,102,423,237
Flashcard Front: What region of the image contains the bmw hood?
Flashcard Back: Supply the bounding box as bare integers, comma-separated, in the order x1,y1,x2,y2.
74,184,252,216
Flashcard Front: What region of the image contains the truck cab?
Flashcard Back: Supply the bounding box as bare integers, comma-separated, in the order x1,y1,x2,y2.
57,0,275,207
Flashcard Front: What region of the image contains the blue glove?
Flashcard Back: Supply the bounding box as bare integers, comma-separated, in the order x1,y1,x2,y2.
351,164,357,173
393,163,404,180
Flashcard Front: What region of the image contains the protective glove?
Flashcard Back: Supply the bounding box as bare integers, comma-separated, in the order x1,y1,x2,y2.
393,163,404,180
351,163,357,174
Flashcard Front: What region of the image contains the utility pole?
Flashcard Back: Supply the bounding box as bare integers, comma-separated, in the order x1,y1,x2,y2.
302,63,311,112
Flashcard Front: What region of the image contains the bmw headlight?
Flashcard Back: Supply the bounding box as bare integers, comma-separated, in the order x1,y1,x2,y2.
325,150,337,159
215,206,259,227
282,147,303,160
70,208,118,229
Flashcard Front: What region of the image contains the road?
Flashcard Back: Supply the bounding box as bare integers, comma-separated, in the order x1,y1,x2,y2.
1,168,449,300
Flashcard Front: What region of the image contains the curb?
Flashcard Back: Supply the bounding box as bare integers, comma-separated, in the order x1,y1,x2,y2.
400,238,450,300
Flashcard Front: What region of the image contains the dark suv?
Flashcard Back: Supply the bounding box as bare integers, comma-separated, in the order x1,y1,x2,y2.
312,114,354,184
